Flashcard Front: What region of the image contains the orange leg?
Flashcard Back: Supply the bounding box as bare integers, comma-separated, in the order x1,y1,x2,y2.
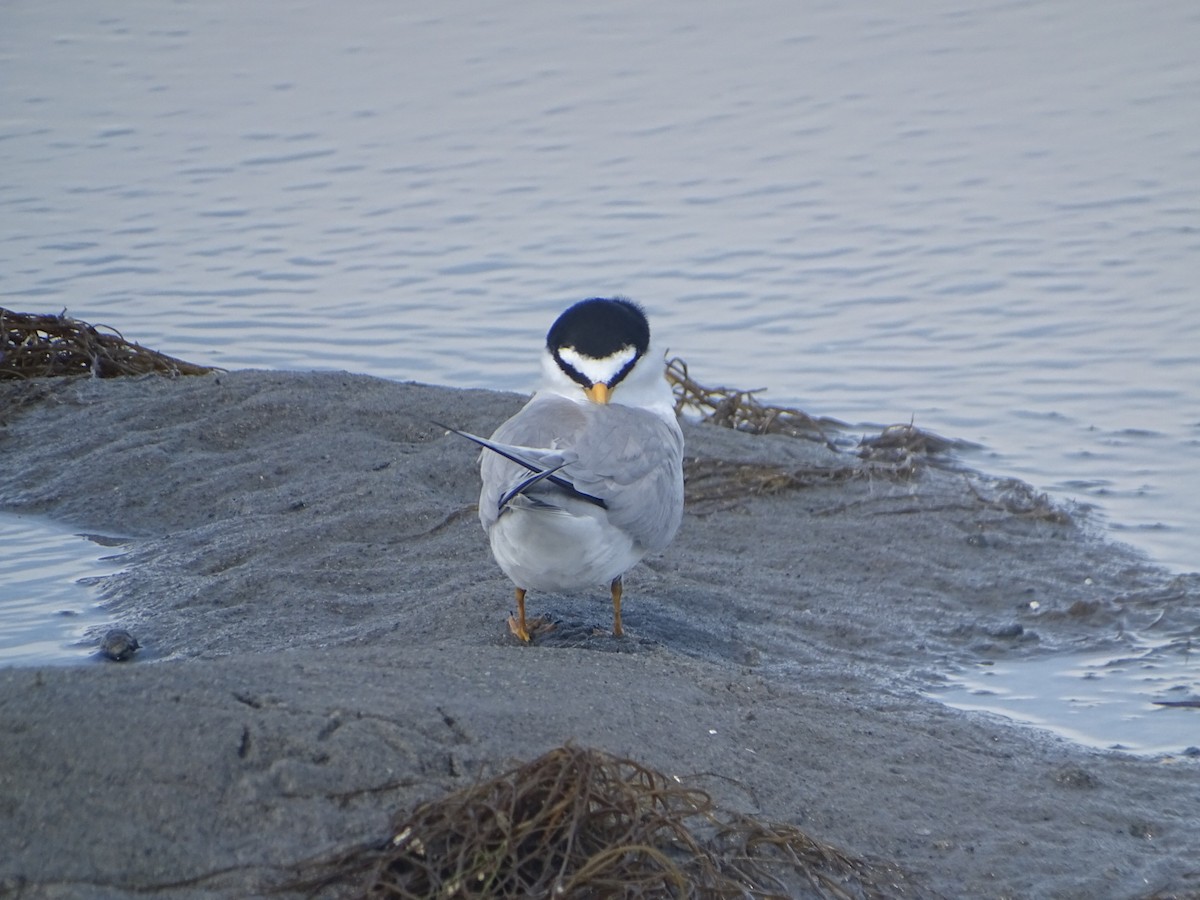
507,587,531,642
610,576,624,638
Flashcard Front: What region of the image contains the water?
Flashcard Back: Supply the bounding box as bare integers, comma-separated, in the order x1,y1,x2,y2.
0,2,1198,747
2,0,1197,571
0,514,128,666
934,638,1200,756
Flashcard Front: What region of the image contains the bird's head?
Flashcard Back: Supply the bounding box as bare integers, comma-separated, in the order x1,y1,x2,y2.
543,297,655,406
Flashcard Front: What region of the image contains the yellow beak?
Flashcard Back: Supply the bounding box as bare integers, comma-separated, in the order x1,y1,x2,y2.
584,383,610,404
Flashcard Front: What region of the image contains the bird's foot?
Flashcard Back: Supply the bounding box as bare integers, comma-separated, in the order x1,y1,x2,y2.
507,614,554,643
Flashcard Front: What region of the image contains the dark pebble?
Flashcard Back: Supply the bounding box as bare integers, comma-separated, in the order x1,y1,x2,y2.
1128,820,1157,840
99,629,140,662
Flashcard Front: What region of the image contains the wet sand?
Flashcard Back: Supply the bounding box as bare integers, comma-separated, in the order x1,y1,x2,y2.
1,371,1198,898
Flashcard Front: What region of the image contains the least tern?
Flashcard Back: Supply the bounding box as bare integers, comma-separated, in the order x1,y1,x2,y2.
445,297,684,641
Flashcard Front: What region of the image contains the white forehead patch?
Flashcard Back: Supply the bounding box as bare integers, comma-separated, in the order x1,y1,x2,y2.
557,344,639,386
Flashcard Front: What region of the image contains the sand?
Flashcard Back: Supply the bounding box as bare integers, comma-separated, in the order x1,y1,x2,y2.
1,370,1198,898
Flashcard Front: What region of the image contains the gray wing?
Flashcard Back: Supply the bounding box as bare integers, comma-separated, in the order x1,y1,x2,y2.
483,394,684,552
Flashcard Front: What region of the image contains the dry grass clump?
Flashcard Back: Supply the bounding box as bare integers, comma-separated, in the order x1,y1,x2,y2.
0,307,216,379
292,745,920,899
666,357,843,451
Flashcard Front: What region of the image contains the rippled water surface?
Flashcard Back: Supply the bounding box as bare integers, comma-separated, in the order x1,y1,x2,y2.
0,514,127,666
935,637,1200,756
3,0,1198,581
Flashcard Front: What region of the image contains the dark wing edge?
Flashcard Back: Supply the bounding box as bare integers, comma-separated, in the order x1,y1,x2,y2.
434,421,608,510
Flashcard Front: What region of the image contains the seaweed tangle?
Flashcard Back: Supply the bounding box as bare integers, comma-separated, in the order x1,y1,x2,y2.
289,745,924,899
0,307,216,379
666,357,844,451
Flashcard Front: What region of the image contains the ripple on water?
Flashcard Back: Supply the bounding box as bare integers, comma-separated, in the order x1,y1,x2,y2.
0,514,130,667
933,635,1200,756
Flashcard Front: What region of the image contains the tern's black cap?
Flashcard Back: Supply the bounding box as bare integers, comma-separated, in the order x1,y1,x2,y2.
546,297,650,360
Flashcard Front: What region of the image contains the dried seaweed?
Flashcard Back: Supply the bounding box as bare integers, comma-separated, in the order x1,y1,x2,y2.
852,423,966,480
666,357,844,451
667,363,968,509
666,358,977,479
964,476,1074,525
856,422,968,463
0,307,217,379
288,745,922,899
684,457,861,508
